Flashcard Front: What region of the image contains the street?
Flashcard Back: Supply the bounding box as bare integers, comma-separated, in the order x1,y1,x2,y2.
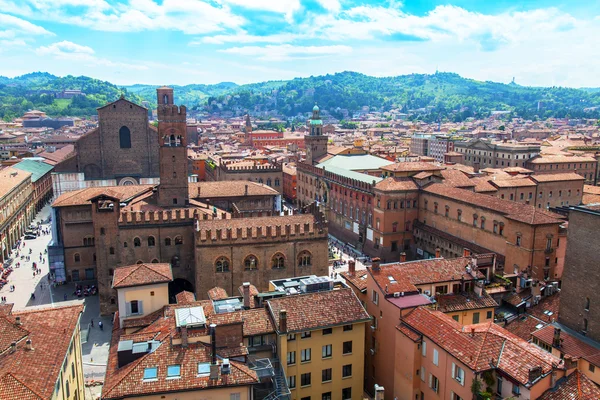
0,203,109,399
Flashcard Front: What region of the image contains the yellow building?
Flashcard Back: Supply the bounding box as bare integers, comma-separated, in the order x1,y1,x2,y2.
0,166,34,263
267,288,370,400
0,302,85,400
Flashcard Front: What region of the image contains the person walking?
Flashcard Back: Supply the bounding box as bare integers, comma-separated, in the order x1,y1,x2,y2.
90,319,94,328
98,321,103,331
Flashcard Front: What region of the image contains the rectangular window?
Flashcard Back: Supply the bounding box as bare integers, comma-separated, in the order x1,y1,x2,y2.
301,372,311,387
342,388,352,400
287,333,296,341
343,324,353,331
473,312,480,324
429,374,439,393
342,364,352,378
516,236,521,246
288,375,296,389
433,348,439,366
452,315,459,322
287,351,296,365
487,311,493,319
343,341,352,355
322,328,332,335
322,393,332,400
391,241,398,252
322,344,332,358
546,238,552,251
452,363,465,386
143,367,158,381
230,394,241,400
512,384,521,395
167,365,181,378
322,368,332,382
422,340,427,356
301,331,311,339
301,348,311,362
372,289,379,304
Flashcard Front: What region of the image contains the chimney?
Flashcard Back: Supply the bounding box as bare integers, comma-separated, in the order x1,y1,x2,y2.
474,281,483,298
470,328,475,337
374,384,385,400
473,161,480,173
25,339,33,351
279,310,288,333
181,326,188,348
372,257,381,271
552,328,561,348
15,316,21,325
10,341,16,353
435,248,441,258
348,260,356,277
244,184,248,196
210,324,217,365
463,248,471,257
243,282,251,309
399,252,406,263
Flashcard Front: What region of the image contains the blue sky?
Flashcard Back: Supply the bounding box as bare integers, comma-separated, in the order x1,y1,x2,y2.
1,0,600,87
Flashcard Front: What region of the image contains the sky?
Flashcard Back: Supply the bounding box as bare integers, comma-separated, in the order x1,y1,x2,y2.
1,0,600,87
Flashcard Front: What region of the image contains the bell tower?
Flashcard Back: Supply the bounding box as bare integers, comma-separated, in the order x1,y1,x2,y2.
244,113,253,146
304,104,328,165
157,86,189,207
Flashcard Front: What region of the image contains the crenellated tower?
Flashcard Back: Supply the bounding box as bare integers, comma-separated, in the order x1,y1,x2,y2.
304,104,328,165
157,86,189,207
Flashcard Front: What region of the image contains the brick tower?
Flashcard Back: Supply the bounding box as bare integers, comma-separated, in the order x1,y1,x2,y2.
244,113,253,146
304,104,328,165
157,86,189,207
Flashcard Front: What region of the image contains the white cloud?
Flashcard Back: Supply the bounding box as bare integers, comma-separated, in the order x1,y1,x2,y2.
220,44,352,61
316,0,341,13
0,0,244,34
35,41,148,70
195,31,299,45
220,0,301,21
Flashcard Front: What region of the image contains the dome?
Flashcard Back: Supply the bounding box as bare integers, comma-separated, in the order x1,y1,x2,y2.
313,104,319,112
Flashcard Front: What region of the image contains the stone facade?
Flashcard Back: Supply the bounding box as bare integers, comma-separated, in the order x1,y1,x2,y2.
454,139,540,169
559,206,600,341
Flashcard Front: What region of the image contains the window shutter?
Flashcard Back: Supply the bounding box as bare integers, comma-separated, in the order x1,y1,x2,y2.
450,391,454,400
459,369,465,386
138,301,143,315
126,302,132,316
429,373,432,388
420,367,425,381
451,363,456,379
433,349,439,365
422,341,427,356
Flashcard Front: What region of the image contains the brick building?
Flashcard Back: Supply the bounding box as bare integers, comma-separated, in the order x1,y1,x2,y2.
526,155,598,185
52,95,161,196
282,163,297,202
48,87,328,315
558,205,600,341
205,156,284,194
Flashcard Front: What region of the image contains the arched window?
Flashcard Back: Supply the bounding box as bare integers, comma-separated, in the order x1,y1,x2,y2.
585,297,590,311
93,253,96,261
171,255,180,268
163,94,168,104
109,268,114,276
151,259,159,263
174,236,183,245
275,178,280,186
123,241,128,248
165,237,172,246
119,126,131,148
584,318,589,331
109,247,115,255
298,251,312,267
134,237,141,247
169,134,176,146
74,253,80,262
272,253,285,269
110,297,116,305
148,236,155,247
244,255,258,270
216,257,230,272
267,178,272,186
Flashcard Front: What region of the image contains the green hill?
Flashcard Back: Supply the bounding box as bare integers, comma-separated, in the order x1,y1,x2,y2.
2,71,600,122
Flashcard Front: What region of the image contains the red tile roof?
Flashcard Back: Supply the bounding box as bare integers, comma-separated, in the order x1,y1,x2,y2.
0,304,83,400
424,183,564,225
369,257,483,295
340,269,368,292
530,173,585,183
52,185,153,207
381,162,444,173
374,177,419,191
400,307,562,386
538,370,600,400
267,288,370,333
112,263,173,289
533,325,600,367
207,287,229,301
175,291,196,304
436,292,498,313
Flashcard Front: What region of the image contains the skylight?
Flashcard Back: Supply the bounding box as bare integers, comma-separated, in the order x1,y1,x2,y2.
143,367,158,381
198,362,211,377
167,365,181,378
388,275,397,284
535,324,544,329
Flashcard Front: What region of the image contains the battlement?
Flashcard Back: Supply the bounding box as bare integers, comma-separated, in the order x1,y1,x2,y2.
220,162,282,172
118,207,214,225
158,104,186,118
195,213,328,243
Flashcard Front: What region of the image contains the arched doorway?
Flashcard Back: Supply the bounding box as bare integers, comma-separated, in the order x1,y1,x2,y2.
168,278,194,304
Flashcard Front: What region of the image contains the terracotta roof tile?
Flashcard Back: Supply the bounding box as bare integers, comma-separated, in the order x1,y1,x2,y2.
175,291,196,304
533,325,600,366
112,264,173,289
374,177,419,191
0,304,83,400
190,181,278,198
52,185,153,207
207,287,229,301
424,183,564,225
267,288,370,333
340,269,368,292
436,292,498,313
538,370,600,400
530,173,586,183
381,161,444,172
0,167,31,199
